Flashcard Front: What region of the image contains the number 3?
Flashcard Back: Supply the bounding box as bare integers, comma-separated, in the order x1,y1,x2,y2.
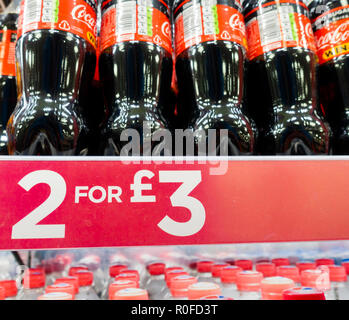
11,170,66,240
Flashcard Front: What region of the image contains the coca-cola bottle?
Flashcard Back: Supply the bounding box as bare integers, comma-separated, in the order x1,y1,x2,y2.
244,0,331,155
174,0,255,156
99,0,173,156
309,0,349,154
0,1,19,155
7,0,98,156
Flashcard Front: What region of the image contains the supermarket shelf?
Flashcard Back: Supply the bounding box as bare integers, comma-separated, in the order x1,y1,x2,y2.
0,156,349,250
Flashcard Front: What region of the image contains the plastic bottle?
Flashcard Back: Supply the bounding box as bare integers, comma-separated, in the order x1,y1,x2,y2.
220,266,243,300
0,280,17,300
260,276,295,300
74,271,100,300
327,265,349,300
236,270,263,300
108,280,138,300
196,261,215,282
167,275,197,300
211,263,229,284
145,262,167,300
17,270,45,300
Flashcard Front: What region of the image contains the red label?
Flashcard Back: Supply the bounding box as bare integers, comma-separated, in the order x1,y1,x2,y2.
0,157,349,250
245,0,316,61
174,0,247,57
17,0,97,48
0,30,16,77
100,0,172,53
312,5,349,64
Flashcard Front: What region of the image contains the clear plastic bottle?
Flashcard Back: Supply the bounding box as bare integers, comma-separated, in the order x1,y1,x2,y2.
0,280,17,300
161,270,189,300
300,268,331,300
196,261,215,282
108,280,138,300
101,264,128,300
327,265,349,300
145,262,167,300
167,275,197,300
17,270,45,300
236,271,263,300
260,276,295,300
187,282,221,300
74,271,100,300
220,266,243,300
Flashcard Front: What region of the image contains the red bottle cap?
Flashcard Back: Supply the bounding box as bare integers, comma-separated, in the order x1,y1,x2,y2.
283,287,326,300
199,295,234,300
0,280,17,298
187,282,221,300
315,258,335,266
38,292,73,300
114,274,139,287
342,261,349,275
301,267,331,291
75,271,93,287
68,266,89,276
52,258,66,273
119,270,140,282
55,277,79,294
235,259,253,270
220,266,243,284
113,288,149,300
327,265,347,282
45,283,75,298
170,275,197,298
109,280,138,300
211,264,229,278
109,264,128,278
255,257,270,263
272,258,290,267
23,270,45,289
148,262,166,275
261,276,295,300
197,261,214,273
236,271,263,292
166,270,189,287
164,267,184,281
0,286,5,300
224,259,235,266
41,260,53,275
296,261,316,272
256,262,276,277
276,266,300,283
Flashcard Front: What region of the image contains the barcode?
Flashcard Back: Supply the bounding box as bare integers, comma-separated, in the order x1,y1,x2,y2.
116,1,136,35
202,0,216,35
183,1,202,43
258,10,282,46
23,0,42,24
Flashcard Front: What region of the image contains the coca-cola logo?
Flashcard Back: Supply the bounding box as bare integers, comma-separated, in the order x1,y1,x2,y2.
316,20,349,49
299,22,315,49
229,13,246,34
162,21,171,40
71,4,96,31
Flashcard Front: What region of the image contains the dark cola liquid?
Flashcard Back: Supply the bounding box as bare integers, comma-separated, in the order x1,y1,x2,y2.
0,13,17,155
244,0,331,155
310,0,349,154
174,0,255,156
99,0,173,156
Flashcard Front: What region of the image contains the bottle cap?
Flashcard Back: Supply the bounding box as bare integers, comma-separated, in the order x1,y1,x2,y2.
109,280,138,300
109,264,128,278
189,260,198,270
282,287,326,300
276,266,300,283
271,258,290,267
211,264,229,278
224,258,235,266
236,271,263,292
23,270,45,289
38,292,73,300
296,261,316,272
220,266,243,284
45,283,75,297
75,271,93,287
0,286,4,300
261,276,295,300
301,267,331,291
187,282,221,300
256,262,276,277
55,277,79,294
315,258,335,266
164,267,185,281
148,262,166,275
52,258,66,273
327,265,347,282
166,270,189,287
170,275,197,298
255,257,270,263
119,270,140,282
68,266,89,276
0,280,17,297
199,295,234,300
113,288,149,300
114,274,139,287
342,261,349,275
235,259,253,270
197,261,214,273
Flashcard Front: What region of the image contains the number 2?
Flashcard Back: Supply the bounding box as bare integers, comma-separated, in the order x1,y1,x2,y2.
11,170,66,239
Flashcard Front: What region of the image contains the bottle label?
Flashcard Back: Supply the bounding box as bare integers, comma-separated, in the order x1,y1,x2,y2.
244,0,316,61
100,0,172,53
17,0,98,48
174,0,247,57
312,4,349,64
0,30,16,77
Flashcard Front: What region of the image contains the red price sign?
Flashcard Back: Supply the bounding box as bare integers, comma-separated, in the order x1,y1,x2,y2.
1,156,349,250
